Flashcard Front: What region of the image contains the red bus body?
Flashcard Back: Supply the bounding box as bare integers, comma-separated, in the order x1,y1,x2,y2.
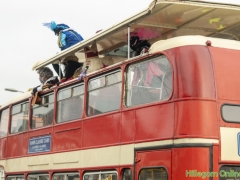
1,0,240,180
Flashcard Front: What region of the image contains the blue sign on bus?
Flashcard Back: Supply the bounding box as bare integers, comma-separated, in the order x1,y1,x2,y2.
28,135,51,154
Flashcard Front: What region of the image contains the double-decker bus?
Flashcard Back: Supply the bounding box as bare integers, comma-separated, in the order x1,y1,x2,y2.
1,0,240,180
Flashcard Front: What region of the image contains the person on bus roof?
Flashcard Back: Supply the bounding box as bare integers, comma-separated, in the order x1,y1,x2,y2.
43,21,84,78
60,55,83,83
130,33,151,56
31,67,59,95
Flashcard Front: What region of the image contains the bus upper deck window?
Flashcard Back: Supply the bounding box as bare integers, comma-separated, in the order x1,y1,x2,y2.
0,108,9,137
11,102,29,134
126,55,172,107
31,93,54,129
57,84,84,123
87,70,122,116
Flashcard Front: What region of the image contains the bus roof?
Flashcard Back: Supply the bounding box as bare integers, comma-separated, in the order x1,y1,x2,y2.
32,0,240,70
149,35,240,53
0,91,31,110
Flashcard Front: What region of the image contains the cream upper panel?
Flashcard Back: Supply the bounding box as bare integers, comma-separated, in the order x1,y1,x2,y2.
149,35,240,53
220,127,240,161
0,91,31,110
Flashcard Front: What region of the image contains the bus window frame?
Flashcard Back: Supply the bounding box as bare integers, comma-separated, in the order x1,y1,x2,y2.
87,69,122,116
0,167,5,180
56,83,85,123
83,170,118,180
57,83,85,101
88,70,122,91
221,103,240,123
7,175,25,180
138,167,168,180
125,54,173,107
53,172,80,180
31,92,54,129
10,101,30,134
27,174,49,180
0,108,9,137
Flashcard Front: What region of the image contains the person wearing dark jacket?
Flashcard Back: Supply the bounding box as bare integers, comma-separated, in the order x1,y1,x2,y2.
130,34,151,56
60,55,83,83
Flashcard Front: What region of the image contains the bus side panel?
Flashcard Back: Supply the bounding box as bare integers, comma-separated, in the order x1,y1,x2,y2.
135,149,172,180
174,100,218,138
165,46,215,99
52,120,82,151
172,147,212,180
135,103,174,141
0,138,7,159
82,113,121,147
210,47,240,101
210,47,240,163
6,132,28,157
121,110,135,143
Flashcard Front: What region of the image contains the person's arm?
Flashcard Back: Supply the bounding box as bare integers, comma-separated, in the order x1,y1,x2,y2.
31,85,41,95
59,33,67,50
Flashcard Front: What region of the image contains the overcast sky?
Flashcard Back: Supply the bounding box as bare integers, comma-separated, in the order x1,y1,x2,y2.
0,0,238,105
